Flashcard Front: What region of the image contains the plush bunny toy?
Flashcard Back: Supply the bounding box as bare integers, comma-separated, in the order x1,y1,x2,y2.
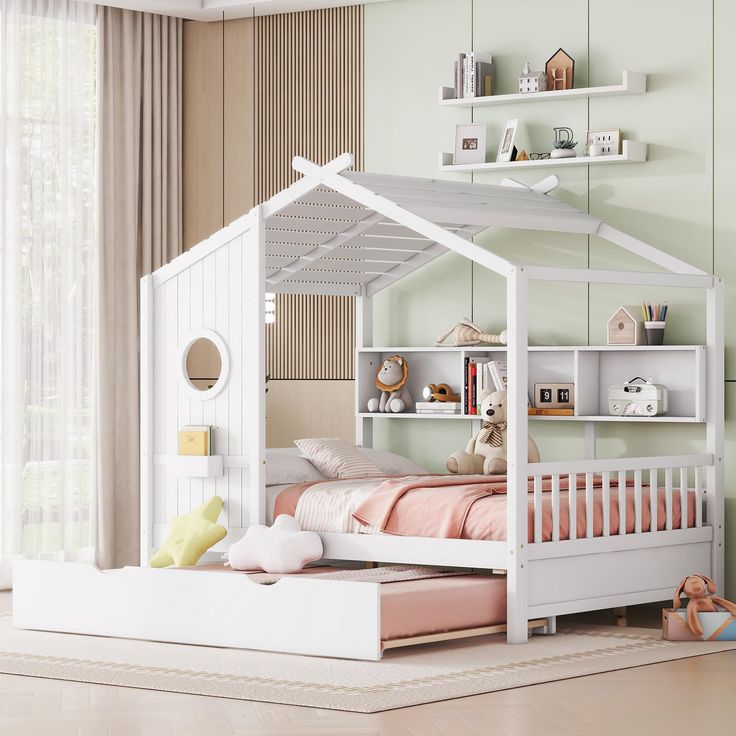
673,574,736,637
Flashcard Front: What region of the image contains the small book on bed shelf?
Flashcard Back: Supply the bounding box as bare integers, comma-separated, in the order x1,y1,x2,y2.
178,426,213,456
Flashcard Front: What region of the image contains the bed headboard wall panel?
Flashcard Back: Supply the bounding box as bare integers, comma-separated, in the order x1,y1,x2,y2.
149,227,258,545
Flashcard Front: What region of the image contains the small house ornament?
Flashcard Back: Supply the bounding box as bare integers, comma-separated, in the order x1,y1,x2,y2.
519,61,547,93
607,305,646,346
546,48,574,90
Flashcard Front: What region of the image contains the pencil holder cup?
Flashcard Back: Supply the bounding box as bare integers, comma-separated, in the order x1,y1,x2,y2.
644,321,666,345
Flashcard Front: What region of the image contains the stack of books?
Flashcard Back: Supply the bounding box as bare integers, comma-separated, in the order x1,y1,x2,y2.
415,401,461,415
464,358,507,415
178,425,214,456
454,52,495,98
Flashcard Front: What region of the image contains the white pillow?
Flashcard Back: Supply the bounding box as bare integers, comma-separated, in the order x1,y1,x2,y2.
359,448,427,476
295,438,383,479
265,450,325,486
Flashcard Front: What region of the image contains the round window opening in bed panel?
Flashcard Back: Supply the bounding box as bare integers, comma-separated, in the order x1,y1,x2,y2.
179,330,230,400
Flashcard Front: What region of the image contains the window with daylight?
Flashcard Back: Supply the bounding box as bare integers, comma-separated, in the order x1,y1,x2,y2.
0,0,97,564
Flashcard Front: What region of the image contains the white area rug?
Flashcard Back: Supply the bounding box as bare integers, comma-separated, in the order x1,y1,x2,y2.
1,613,735,712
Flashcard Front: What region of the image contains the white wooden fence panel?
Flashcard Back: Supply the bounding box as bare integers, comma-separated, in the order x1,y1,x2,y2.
649,468,657,533
680,466,688,531
568,474,577,541
695,466,703,528
534,476,542,544
552,474,560,542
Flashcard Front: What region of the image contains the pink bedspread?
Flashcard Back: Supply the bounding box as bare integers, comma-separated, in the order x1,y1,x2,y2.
275,474,696,542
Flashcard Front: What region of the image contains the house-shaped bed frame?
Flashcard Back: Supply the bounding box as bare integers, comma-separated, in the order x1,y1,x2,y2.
139,152,724,644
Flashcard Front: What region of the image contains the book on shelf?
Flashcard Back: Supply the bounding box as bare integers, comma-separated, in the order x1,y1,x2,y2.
527,408,574,416
178,425,213,456
454,52,494,99
416,408,462,415
415,401,461,413
464,358,533,413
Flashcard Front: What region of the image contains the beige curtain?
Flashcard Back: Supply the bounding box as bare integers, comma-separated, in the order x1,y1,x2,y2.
96,7,183,568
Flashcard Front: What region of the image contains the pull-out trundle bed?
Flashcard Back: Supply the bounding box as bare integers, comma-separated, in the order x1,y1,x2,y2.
13,561,546,660
13,153,725,657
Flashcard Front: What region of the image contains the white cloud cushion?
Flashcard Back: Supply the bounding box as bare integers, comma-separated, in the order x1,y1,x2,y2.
228,515,323,574
295,438,383,479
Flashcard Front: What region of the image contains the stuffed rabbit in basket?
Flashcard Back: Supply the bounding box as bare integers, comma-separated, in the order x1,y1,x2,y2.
673,574,736,637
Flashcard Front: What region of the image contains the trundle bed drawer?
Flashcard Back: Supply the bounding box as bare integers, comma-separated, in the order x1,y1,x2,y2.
13,561,520,660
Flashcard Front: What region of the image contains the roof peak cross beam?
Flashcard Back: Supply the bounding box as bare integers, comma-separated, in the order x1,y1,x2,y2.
261,152,354,220
291,155,517,279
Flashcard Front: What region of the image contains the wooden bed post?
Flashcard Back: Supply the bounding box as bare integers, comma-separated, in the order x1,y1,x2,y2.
506,267,529,643
706,277,725,592
248,205,267,526
355,293,373,449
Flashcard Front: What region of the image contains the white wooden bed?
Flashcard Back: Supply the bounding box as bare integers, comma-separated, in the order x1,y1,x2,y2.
15,152,722,654
133,152,724,644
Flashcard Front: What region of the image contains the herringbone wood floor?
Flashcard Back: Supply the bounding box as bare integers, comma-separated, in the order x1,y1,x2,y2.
1,592,734,735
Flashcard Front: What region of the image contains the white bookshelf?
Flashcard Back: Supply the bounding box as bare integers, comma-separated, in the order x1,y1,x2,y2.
356,345,706,423
439,70,646,108
439,141,647,173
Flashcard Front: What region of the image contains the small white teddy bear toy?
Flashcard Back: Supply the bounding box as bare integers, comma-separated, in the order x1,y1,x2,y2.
366,354,413,413
227,515,323,574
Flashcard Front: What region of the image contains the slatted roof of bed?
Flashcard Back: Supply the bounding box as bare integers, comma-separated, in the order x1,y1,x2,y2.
258,153,704,296
151,152,706,292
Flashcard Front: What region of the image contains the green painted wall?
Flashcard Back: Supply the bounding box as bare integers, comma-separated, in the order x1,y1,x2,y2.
365,0,736,595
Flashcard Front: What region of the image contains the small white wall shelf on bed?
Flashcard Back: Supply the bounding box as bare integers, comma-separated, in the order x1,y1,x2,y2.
357,344,706,423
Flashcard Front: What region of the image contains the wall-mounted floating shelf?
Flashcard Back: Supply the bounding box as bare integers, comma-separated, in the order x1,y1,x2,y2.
165,455,224,478
439,70,646,107
439,140,647,173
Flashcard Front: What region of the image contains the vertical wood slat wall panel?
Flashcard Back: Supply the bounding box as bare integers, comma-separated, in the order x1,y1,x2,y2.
256,7,363,380
267,294,354,380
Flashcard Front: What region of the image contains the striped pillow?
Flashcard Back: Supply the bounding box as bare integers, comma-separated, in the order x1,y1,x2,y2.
295,438,383,480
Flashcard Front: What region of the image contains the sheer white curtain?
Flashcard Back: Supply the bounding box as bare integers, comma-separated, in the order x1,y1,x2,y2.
0,0,97,585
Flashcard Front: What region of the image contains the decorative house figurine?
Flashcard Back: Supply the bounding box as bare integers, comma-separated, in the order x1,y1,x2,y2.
518,61,547,93
607,305,646,346
546,48,574,90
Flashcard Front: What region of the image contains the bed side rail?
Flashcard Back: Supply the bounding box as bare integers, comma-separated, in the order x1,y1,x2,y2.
526,454,713,543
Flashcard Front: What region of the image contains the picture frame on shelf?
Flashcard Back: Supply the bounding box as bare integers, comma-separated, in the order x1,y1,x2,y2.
584,129,621,156
453,123,487,165
496,119,518,163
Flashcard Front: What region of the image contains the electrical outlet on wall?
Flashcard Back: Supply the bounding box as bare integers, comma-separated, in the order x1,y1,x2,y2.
585,129,621,156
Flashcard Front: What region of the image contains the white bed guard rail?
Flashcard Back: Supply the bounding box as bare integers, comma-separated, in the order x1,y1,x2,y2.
526,453,713,544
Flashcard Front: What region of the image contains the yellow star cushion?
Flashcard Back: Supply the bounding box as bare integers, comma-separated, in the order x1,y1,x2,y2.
150,496,227,568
